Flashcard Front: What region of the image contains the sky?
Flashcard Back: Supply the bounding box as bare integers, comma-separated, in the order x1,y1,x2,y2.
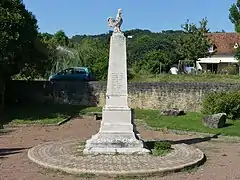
23,0,236,37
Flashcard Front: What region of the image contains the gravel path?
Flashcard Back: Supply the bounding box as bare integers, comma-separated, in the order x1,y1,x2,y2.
1,117,240,180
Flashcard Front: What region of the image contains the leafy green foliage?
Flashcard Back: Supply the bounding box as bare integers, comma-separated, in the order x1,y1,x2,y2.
138,50,171,74
229,0,240,33
70,29,182,79
1,1,211,81
152,141,172,156
176,18,212,64
53,30,69,46
221,65,238,75
202,91,240,120
229,0,240,69
0,0,49,79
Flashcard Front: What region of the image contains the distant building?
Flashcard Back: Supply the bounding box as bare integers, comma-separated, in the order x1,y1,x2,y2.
198,32,240,73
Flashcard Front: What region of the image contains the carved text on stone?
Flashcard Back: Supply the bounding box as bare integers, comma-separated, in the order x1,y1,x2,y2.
111,72,126,95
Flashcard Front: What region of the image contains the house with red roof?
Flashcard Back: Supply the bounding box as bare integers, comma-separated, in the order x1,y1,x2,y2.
198,32,240,73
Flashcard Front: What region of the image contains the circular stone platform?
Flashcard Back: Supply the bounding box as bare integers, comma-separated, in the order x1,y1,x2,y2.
28,139,205,176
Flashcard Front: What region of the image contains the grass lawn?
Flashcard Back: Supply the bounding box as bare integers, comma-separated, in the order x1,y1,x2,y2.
135,109,240,137
1,105,240,137
130,74,240,83
1,104,85,125
79,107,240,137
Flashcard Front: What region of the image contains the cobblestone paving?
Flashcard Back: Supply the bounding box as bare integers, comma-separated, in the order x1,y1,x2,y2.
1,117,240,180
28,139,204,175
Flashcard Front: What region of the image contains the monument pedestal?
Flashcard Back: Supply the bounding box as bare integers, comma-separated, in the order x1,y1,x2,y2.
83,32,150,154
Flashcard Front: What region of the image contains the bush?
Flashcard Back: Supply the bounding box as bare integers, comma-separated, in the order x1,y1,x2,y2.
152,141,172,156
154,141,171,150
202,91,240,120
220,65,238,75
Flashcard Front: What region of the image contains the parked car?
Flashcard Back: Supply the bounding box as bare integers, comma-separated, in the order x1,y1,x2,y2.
48,67,95,82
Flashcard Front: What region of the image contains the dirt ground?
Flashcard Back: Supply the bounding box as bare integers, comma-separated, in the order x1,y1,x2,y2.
1,117,240,180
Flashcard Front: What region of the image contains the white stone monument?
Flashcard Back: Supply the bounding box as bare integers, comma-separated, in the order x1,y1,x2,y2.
83,9,150,154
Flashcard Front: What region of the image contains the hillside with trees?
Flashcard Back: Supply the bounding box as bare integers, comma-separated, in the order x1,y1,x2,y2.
37,22,211,81
0,0,214,107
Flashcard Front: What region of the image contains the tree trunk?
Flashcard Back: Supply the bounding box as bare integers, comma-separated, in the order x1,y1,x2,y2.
0,78,5,127
0,78,5,109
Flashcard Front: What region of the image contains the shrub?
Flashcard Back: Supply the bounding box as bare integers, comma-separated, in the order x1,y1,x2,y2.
220,65,238,75
202,91,240,120
152,141,172,156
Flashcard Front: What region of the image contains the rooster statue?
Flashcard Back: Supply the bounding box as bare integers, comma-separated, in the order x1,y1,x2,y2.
107,8,123,33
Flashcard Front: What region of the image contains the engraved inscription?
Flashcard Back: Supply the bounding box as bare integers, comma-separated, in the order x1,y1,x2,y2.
111,72,126,95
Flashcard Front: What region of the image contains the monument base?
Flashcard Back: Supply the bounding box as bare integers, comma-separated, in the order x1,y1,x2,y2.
83,107,150,155
83,133,150,154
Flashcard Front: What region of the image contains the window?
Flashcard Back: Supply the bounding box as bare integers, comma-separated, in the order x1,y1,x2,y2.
58,68,74,75
75,69,87,75
208,46,214,53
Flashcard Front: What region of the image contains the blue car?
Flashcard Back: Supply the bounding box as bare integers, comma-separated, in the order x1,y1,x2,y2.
48,67,95,81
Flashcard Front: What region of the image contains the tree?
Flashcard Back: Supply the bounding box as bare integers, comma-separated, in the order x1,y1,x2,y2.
138,50,171,74
0,0,48,107
229,0,240,33
229,0,240,75
176,18,212,70
0,0,50,78
53,30,69,46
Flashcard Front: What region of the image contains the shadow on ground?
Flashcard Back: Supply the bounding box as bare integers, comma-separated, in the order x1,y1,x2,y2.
0,147,28,157
223,123,233,128
0,129,14,136
2,80,99,125
0,104,90,125
145,133,221,149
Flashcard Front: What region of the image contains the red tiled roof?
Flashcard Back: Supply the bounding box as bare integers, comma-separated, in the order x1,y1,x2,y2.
206,32,240,55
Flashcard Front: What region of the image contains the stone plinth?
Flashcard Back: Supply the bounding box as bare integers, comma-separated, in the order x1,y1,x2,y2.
83,32,150,154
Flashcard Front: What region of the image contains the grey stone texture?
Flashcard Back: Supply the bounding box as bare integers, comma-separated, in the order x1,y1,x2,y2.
6,81,240,112
203,113,227,128
162,108,185,116
28,139,205,176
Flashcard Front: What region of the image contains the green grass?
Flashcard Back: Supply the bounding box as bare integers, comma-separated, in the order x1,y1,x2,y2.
152,149,171,156
135,109,240,136
1,104,86,125
152,141,172,156
77,107,240,136
7,118,62,125
2,105,240,137
78,107,240,136
1,105,102,125
130,74,240,83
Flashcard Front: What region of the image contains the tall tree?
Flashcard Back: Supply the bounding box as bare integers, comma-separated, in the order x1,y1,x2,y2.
53,30,69,46
138,50,171,74
0,0,48,107
176,18,211,69
0,0,49,78
229,0,240,33
229,0,240,75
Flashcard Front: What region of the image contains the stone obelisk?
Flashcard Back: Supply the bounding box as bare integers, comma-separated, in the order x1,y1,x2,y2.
83,9,150,154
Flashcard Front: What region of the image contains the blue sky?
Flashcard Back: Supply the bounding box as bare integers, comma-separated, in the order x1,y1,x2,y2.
23,0,236,37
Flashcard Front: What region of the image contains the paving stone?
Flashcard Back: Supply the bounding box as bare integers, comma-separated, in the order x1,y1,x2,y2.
28,139,205,176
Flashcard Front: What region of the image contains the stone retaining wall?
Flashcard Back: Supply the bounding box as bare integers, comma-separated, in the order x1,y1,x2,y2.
5,80,240,112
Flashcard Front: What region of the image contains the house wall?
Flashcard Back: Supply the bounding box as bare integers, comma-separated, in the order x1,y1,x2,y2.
200,64,207,71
